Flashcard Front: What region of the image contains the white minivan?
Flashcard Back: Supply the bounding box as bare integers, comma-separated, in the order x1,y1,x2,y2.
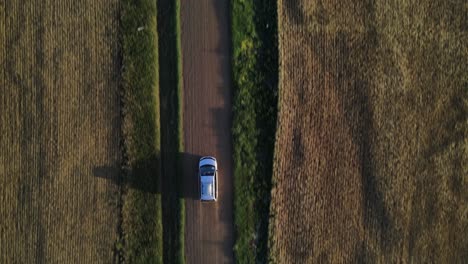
199,156,218,202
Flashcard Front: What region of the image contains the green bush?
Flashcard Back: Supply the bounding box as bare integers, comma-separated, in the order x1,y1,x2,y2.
231,0,278,263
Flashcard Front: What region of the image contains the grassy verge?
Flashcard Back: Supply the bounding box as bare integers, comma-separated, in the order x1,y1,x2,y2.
158,0,185,263
231,0,278,263
121,0,163,263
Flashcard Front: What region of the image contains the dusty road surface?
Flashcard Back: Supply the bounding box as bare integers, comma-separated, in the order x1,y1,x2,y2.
180,0,234,263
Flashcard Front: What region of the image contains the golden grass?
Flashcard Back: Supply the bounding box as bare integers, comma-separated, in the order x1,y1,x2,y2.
269,0,467,263
0,0,121,262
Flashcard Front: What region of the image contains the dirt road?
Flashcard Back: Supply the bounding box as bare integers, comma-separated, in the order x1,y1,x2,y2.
180,0,234,263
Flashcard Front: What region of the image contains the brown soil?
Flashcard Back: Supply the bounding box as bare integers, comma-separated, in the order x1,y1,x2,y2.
0,1,121,262
180,0,234,263
270,0,467,263
269,11,365,264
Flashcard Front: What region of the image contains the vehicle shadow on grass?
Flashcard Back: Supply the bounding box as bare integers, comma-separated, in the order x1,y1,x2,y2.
93,151,204,198
179,152,202,200
93,153,161,194
94,151,223,262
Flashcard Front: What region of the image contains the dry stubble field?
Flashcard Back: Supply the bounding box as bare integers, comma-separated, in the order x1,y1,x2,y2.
269,0,467,263
0,1,121,262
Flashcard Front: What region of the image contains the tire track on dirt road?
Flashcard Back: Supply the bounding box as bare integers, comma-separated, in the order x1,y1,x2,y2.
180,0,233,263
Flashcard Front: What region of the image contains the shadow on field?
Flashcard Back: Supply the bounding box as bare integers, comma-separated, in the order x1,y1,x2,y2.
93,151,205,198
94,151,204,263
93,153,161,194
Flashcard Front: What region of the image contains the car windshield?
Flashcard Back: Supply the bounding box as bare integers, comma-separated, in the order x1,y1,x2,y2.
200,165,215,176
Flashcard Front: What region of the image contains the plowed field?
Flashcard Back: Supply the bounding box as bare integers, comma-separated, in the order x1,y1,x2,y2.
270,0,467,263
0,1,121,262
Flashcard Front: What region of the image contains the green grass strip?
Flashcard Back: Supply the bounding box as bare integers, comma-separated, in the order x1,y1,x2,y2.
158,0,185,262
232,1,258,261
175,0,185,261
121,0,163,263
231,0,278,263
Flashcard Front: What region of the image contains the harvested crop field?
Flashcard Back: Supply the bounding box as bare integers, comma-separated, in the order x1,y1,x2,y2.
269,0,467,263
0,1,121,263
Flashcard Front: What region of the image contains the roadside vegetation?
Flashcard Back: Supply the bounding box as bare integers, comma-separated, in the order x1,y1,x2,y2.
269,0,467,263
158,0,185,263
231,0,278,263
121,0,163,262
121,0,185,263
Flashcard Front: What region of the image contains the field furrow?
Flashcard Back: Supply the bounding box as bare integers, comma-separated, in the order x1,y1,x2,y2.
1,1,121,262
270,0,467,263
